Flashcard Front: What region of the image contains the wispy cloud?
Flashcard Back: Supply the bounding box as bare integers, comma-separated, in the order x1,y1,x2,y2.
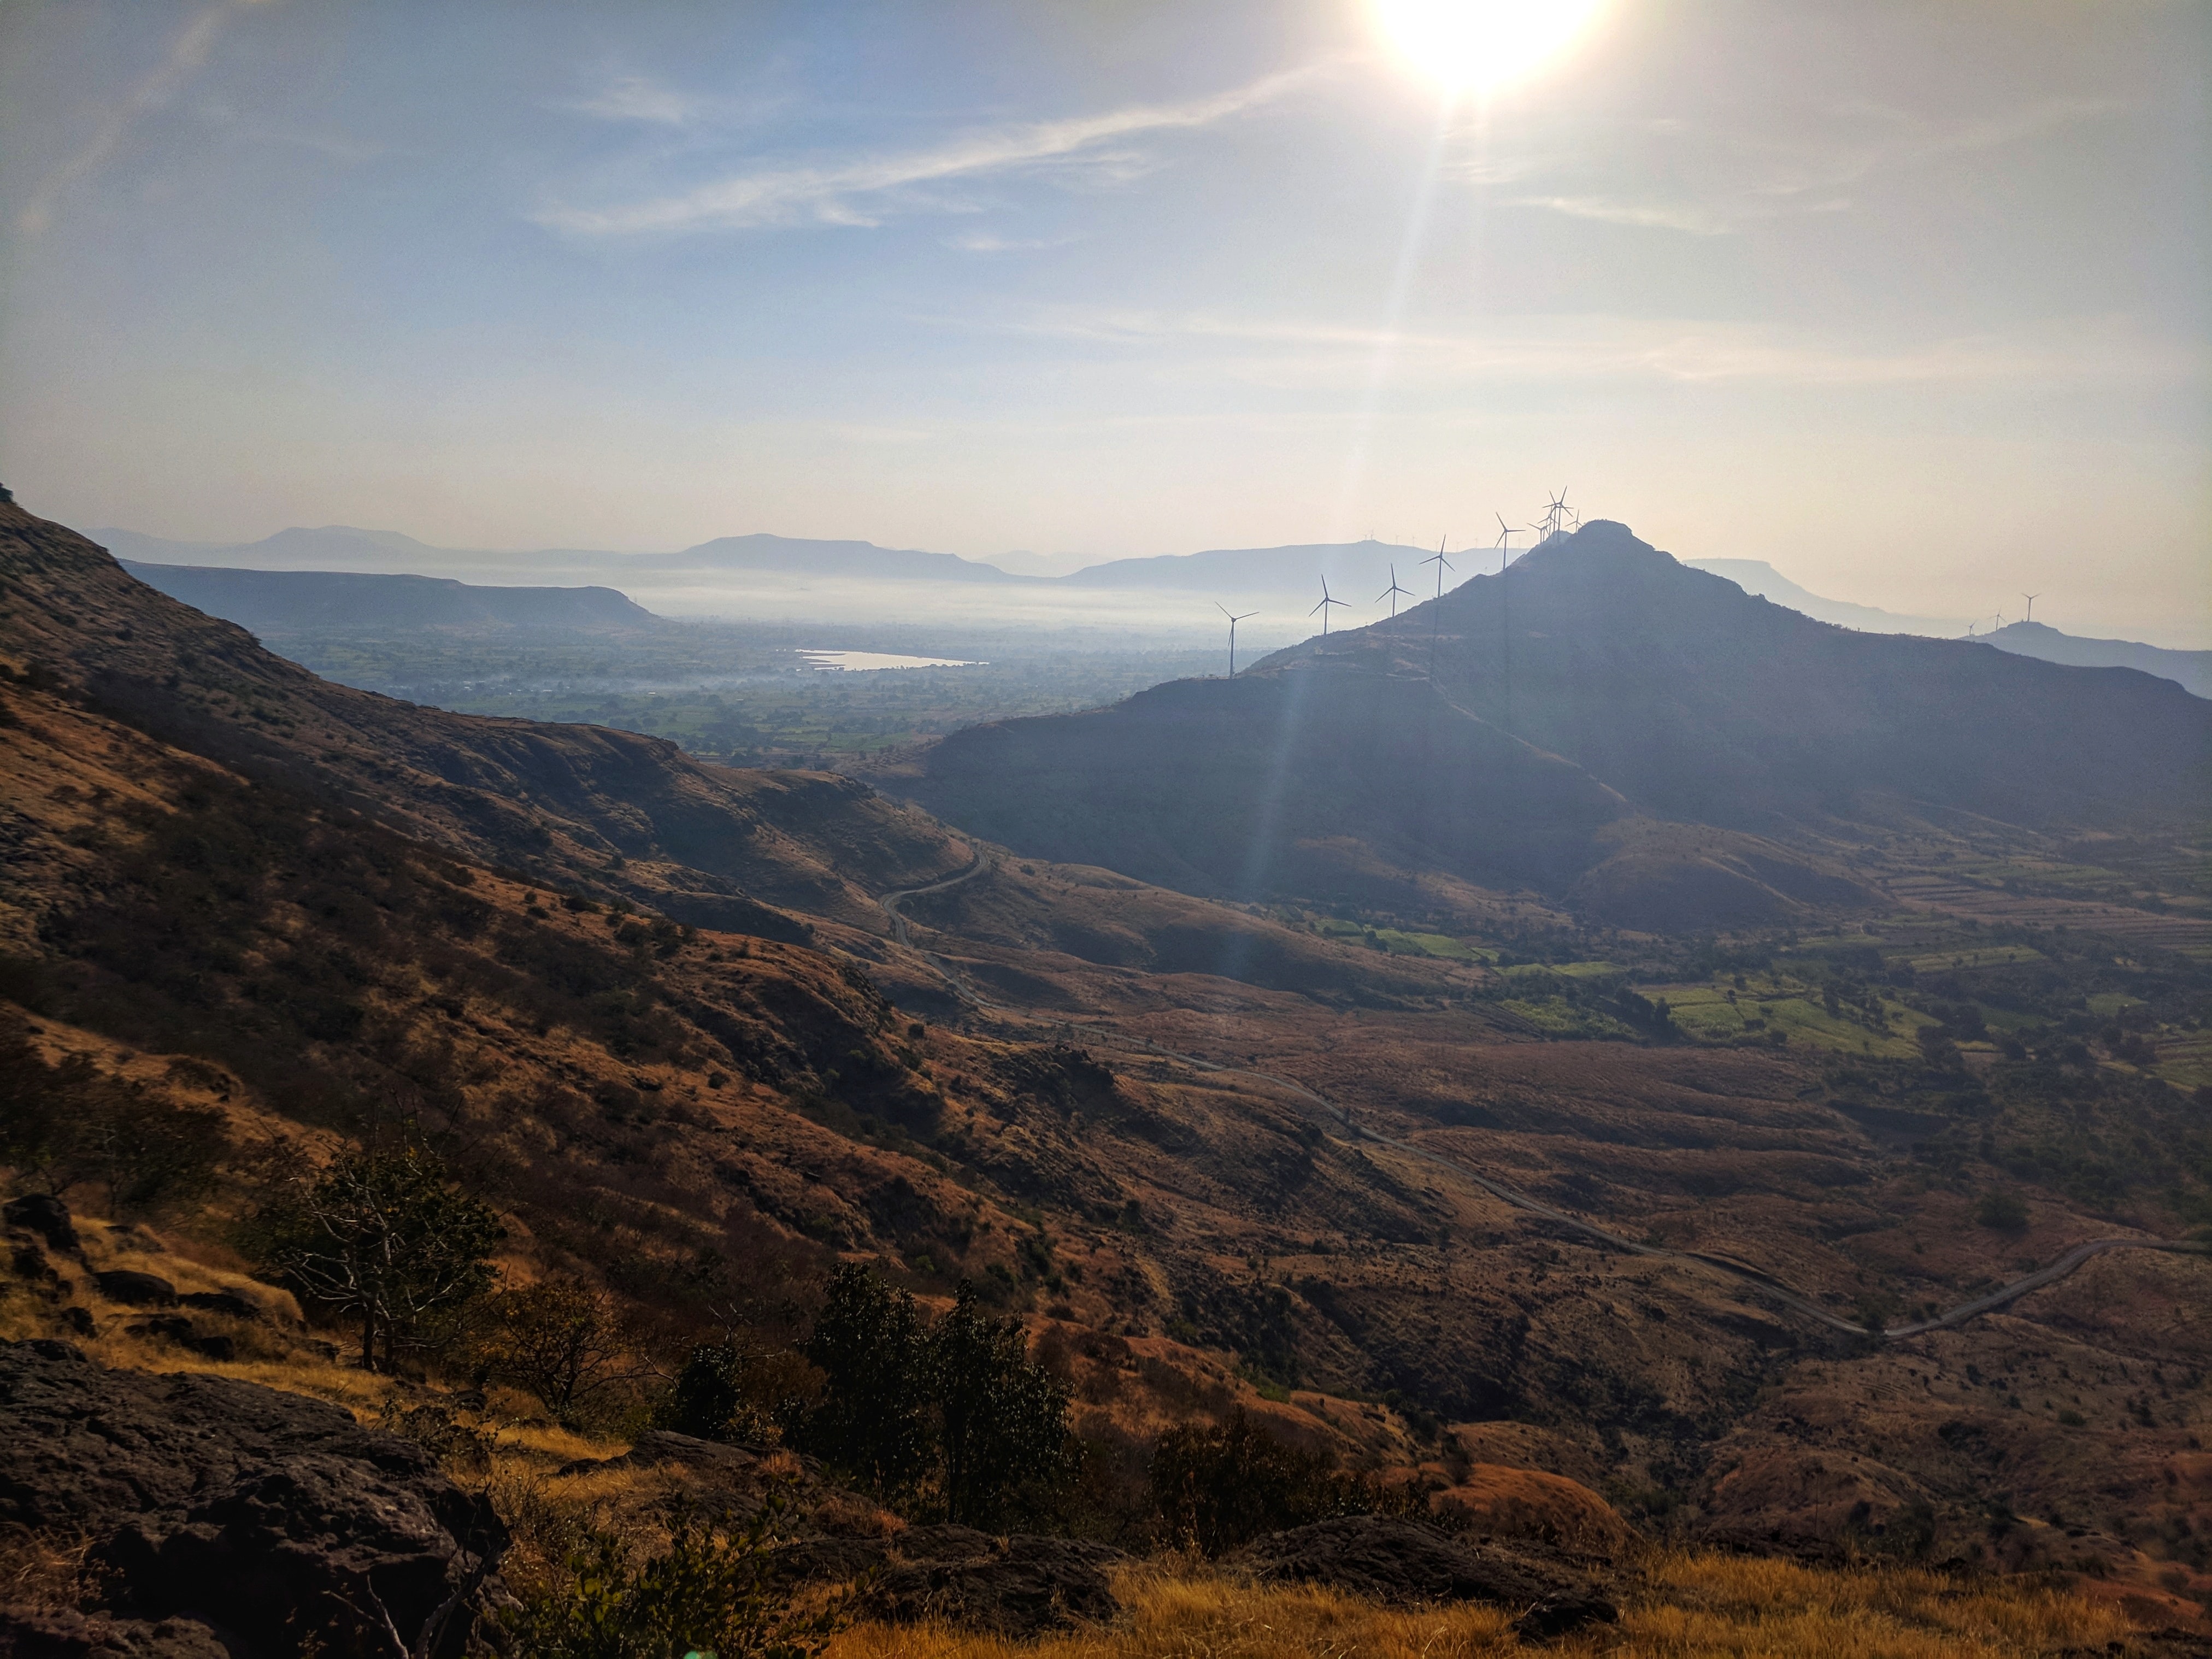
980,306,2197,391
1460,96,2121,237
944,230,1083,253
573,74,707,127
535,66,1316,237
1499,195,1736,236
20,0,269,236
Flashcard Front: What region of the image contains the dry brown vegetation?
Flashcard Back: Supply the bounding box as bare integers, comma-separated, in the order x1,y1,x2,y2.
5,499,2210,1649
827,1554,2149,1659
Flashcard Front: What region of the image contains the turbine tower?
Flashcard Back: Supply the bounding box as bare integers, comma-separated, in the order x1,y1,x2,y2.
1498,514,1527,737
2021,593,2040,625
1376,564,1413,623
1310,576,1349,640
1215,602,1257,678
1422,537,1454,679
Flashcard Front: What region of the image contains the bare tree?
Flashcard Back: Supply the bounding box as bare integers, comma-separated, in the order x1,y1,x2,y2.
258,1144,502,1372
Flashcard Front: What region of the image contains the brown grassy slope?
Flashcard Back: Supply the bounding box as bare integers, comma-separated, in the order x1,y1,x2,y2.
5,501,2209,1626
0,657,1471,1446
0,499,964,929
895,856,1486,1005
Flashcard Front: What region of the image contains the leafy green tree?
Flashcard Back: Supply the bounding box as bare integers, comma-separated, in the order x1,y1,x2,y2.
254,1143,502,1372
927,1280,1075,1527
795,1264,931,1503
791,1268,1073,1523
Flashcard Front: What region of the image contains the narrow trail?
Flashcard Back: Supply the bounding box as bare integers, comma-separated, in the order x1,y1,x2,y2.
864,886,2207,1343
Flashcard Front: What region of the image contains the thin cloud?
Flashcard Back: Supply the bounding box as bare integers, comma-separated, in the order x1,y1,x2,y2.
944,230,1083,253
19,0,267,236
980,306,2197,390
1462,97,2121,237
573,74,707,127
1501,195,1733,235
535,66,1317,236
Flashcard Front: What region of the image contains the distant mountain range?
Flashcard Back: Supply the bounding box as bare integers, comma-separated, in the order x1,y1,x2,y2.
118,561,660,635
93,523,1448,596
880,521,2209,932
96,525,2202,693
1682,558,1966,637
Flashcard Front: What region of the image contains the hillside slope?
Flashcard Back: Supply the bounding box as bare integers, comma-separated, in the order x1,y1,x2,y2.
4,503,963,929
1980,619,2211,699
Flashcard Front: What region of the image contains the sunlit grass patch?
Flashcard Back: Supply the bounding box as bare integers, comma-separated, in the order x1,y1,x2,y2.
1897,944,2046,972
1637,980,1928,1058
1499,996,1639,1041
820,1549,2145,1659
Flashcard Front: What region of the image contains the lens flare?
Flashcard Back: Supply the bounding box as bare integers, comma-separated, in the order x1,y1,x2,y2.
1372,0,1605,92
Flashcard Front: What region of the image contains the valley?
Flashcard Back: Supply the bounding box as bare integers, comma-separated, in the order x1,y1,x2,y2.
4,499,2209,1650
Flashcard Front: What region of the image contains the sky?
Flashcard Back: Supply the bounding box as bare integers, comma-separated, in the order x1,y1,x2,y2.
1,1,2206,644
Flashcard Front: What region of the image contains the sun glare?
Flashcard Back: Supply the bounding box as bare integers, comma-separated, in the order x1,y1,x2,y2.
1372,0,1605,92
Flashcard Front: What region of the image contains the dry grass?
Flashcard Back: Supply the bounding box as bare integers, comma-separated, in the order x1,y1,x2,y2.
825,1550,2143,1659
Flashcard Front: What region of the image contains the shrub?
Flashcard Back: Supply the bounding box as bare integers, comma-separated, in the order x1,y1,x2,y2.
0,1016,228,1213
1975,1190,2030,1233
502,1499,844,1659
468,1280,645,1425
1150,1409,1394,1556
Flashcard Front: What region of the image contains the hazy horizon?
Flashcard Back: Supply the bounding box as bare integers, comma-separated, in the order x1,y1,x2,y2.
3,1,2207,645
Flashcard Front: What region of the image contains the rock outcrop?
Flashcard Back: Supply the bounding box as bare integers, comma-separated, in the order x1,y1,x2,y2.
1236,1514,1616,1639
860,1526,1126,1636
0,1339,507,1658
767,1522,1126,1636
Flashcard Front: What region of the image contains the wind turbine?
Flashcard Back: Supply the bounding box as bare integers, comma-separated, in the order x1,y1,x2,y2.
1422,537,1454,678
2021,593,2040,625
1310,576,1349,639
1215,602,1257,678
1540,489,1572,539
1497,515,1526,736
1376,565,1413,622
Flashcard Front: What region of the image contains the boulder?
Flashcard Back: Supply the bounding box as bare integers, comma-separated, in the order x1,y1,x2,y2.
0,1338,507,1658
1237,1514,1615,1639
91,1270,176,1308
861,1528,1125,1636
4,1193,81,1254
178,1289,264,1323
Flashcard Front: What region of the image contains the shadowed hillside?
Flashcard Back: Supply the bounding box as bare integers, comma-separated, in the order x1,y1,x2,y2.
1979,619,2212,699
890,522,2208,928
3,504,965,932
119,561,661,636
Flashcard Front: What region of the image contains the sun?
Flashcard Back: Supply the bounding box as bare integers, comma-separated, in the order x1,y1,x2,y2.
1371,0,1606,93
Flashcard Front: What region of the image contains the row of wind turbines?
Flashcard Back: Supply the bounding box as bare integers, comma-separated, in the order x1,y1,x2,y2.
1213,490,1581,676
